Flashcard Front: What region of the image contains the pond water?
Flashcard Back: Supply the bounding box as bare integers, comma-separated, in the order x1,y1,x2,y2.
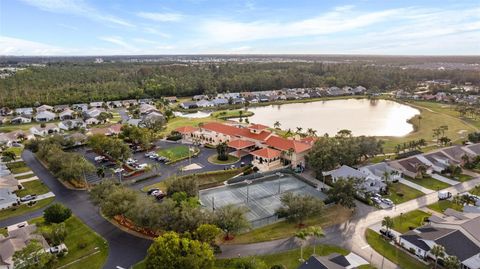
241,99,420,137
174,111,211,118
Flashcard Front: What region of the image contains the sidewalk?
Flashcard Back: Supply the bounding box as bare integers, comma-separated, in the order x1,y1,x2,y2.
399,178,434,194
18,176,39,183
13,171,34,177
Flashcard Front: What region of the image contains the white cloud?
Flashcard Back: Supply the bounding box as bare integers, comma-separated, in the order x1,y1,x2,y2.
137,12,183,22
98,36,135,50
0,36,66,55
20,0,133,27
143,27,171,38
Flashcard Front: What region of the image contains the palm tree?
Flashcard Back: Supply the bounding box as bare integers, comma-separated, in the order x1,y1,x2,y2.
296,127,303,134
431,245,445,269
295,229,308,262
417,115,423,128
274,121,281,129
381,216,394,234
307,226,324,255
443,255,460,269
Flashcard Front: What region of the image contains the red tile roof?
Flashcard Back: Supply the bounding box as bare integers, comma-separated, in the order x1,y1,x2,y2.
227,139,255,149
109,124,123,134
266,136,312,153
249,123,269,130
201,122,272,142
251,148,282,159
175,126,199,134
300,136,318,145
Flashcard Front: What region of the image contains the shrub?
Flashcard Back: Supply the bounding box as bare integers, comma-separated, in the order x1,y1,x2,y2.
77,241,87,249
396,192,404,197
43,203,72,223
271,265,286,269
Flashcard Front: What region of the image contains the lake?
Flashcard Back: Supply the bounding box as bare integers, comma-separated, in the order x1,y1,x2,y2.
241,99,420,137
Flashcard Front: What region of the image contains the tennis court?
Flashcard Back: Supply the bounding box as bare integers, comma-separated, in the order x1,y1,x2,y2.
199,174,326,223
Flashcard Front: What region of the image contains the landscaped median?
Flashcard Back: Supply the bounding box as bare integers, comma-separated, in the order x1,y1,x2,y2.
157,145,200,164
207,154,239,165
141,167,249,192
365,229,429,269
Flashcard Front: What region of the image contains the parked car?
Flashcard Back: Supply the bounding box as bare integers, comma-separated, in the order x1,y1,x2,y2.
438,191,452,200
126,158,138,165
144,152,155,157
137,163,148,169
147,188,160,195
20,194,37,202
372,197,382,204
382,198,394,206
94,156,106,163
148,153,159,159
379,228,396,240
49,246,61,254
113,168,124,174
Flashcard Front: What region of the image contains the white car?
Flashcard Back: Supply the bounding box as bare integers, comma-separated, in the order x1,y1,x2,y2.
126,158,137,165
113,168,124,174
382,198,394,206
144,152,155,157
94,156,106,162
372,197,382,204
137,163,148,169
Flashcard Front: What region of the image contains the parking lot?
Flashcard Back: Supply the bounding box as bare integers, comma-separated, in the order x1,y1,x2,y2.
70,140,253,187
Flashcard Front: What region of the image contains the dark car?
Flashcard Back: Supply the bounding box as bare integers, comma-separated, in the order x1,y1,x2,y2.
20,194,37,202
380,228,396,240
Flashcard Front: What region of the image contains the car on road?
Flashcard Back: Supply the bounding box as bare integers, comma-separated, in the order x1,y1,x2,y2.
137,163,148,170
147,188,160,195
20,194,37,202
145,152,156,157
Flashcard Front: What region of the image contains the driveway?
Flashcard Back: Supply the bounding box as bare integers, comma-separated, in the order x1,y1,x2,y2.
399,178,434,194
431,173,458,185
0,150,152,269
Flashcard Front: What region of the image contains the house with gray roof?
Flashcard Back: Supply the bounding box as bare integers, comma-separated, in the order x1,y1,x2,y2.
59,109,75,120
14,107,33,115
36,104,53,112
10,115,31,124
441,145,474,163
0,188,18,210
212,98,229,106
359,162,402,182
0,175,19,192
72,103,88,112
34,111,56,122
389,156,433,178
327,165,386,194
196,100,214,108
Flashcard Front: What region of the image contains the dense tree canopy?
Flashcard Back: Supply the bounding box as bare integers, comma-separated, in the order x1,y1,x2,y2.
1,61,477,107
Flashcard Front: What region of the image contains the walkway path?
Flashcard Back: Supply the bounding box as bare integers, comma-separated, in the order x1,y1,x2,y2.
431,173,458,185
13,171,34,177
18,176,39,183
399,178,434,194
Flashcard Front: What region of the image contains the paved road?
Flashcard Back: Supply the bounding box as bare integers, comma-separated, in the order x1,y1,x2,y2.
0,150,152,269
220,176,480,269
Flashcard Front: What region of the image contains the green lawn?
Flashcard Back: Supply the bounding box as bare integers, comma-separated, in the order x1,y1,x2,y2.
157,145,199,163
0,121,59,133
357,265,377,269
454,174,473,182
207,154,239,165
365,229,429,269
404,176,450,191
141,168,247,192
0,197,55,221
216,245,349,269
225,205,353,244
6,161,31,174
470,185,480,196
383,182,424,204
16,180,50,197
32,215,108,269
3,146,24,158
211,109,254,119
391,210,431,233
15,173,36,180
427,200,463,213
162,116,222,135
380,100,476,152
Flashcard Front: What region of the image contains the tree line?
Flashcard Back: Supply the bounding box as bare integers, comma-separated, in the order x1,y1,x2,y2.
1,61,478,107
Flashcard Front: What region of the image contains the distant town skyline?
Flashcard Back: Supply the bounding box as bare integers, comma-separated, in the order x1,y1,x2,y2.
1,0,479,56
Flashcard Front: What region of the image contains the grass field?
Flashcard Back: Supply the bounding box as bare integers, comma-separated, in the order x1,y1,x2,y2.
404,176,450,191
207,154,239,165
3,146,24,158
215,245,350,269
0,121,58,133
16,180,50,197
470,185,480,196
0,197,55,221
162,116,221,135
15,173,36,180
225,205,352,244
453,174,473,182
157,145,199,163
391,210,431,233
32,215,108,269
365,229,429,269
383,182,424,204
211,109,254,119
427,200,463,213
6,161,31,174
141,168,247,192
380,101,476,152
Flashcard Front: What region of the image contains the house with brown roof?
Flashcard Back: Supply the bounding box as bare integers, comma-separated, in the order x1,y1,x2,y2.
0,222,50,268
389,156,433,178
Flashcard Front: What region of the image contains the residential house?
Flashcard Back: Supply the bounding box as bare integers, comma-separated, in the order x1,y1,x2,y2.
0,188,18,210
85,117,100,125
211,98,228,106
53,104,70,112
196,100,214,108
0,222,50,268
29,123,60,137
327,87,347,96
0,107,12,116
138,98,153,104
180,102,198,109
328,165,386,194
192,95,207,101
58,119,86,131
109,100,123,108
126,118,141,126
0,116,7,125
65,133,88,146
0,175,19,192
122,99,138,107
423,151,459,172
463,144,480,157
89,101,104,108
139,104,158,115
389,156,433,179
164,96,177,103
88,123,123,136
84,108,105,119
399,210,480,269
141,111,165,125
35,104,53,112
352,86,367,95
59,109,75,120
0,131,31,147
442,145,474,163
72,103,88,112
359,162,402,182
34,111,56,122
14,107,33,115
10,115,31,124
298,253,367,269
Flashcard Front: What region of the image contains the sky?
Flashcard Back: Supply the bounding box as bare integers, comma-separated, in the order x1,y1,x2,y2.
0,0,479,56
